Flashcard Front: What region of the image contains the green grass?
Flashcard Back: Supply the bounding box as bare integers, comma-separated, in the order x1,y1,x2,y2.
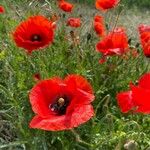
0,0,150,150
75,0,150,9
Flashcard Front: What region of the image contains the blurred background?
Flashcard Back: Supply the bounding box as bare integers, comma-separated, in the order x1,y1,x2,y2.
72,0,150,9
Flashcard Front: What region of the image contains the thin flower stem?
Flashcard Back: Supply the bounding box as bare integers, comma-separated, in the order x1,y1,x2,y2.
145,58,150,72
95,94,110,116
112,6,123,32
70,129,94,148
108,11,114,31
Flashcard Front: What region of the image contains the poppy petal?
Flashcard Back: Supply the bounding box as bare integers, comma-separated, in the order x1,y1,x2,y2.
66,90,95,116
0,6,5,13
138,24,150,57
29,79,61,117
65,74,93,94
94,22,106,37
138,73,150,89
116,91,134,113
65,105,94,129
96,27,128,57
58,1,73,12
96,0,120,11
29,115,67,131
131,85,150,113
66,18,81,28
30,105,94,131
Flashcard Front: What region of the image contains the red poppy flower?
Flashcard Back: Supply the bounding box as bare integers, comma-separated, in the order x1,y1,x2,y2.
0,6,5,13
13,15,54,54
117,73,150,114
138,24,150,57
58,0,73,12
29,74,95,131
93,15,106,37
96,0,120,11
96,27,128,62
66,18,81,28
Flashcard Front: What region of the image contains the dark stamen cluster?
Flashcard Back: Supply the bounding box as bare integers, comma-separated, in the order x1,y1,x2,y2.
49,96,70,115
31,34,42,42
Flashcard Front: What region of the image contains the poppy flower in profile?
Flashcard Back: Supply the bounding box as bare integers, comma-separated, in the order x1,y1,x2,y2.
96,0,120,11
13,15,55,54
66,18,81,28
93,15,106,37
29,74,95,131
58,0,73,12
117,73,150,114
0,5,5,13
96,27,128,63
138,24,150,57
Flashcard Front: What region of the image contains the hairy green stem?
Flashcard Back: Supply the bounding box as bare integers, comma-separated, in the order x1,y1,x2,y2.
71,129,94,148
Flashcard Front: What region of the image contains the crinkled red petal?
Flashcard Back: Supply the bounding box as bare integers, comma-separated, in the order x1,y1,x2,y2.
29,105,94,131
65,105,94,129
66,89,95,115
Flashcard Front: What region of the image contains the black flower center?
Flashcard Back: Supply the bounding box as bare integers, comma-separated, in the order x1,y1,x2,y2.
31,34,42,42
49,96,70,115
